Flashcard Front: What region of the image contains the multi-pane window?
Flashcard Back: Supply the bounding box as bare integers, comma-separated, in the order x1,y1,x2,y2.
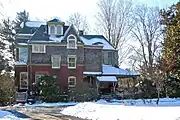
51,55,61,68
50,25,55,34
57,25,61,34
32,44,46,53
20,72,28,89
19,48,27,62
68,76,76,88
67,34,77,49
68,55,76,69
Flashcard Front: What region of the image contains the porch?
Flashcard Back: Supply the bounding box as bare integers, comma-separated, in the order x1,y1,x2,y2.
83,64,139,97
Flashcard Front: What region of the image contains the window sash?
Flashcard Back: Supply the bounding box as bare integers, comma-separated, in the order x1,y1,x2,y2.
68,77,76,87
19,48,27,62
52,56,61,68
67,35,77,49
20,72,28,89
57,26,61,34
32,44,46,53
50,26,55,34
68,40,76,48
68,56,76,68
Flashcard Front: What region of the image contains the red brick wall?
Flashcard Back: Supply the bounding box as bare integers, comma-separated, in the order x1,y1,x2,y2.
31,65,84,88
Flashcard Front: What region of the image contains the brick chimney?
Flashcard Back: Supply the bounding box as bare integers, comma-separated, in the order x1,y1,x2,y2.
78,30,84,36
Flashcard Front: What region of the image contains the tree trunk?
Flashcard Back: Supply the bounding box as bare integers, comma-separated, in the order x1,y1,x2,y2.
156,90,160,105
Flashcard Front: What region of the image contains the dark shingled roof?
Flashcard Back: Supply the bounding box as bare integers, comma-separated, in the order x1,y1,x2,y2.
82,35,105,39
48,18,61,22
28,25,70,42
18,24,38,34
30,25,49,41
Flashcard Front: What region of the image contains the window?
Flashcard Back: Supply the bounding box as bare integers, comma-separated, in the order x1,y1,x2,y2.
56,25,61,34
20,72,28,89
68,76,76,88
51,55,61,68
67,34,77,49
108,52,113,65
35,74,44,84
19,48,27,62
32,44,46,53
68,55,76,69
50,25,55,34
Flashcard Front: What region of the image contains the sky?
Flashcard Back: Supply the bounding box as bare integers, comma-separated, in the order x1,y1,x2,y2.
0,0,179,68
0,0,179,31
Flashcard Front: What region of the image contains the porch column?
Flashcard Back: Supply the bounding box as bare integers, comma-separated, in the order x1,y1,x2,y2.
96,81,99,94
90,76,92,87
112,82,117,93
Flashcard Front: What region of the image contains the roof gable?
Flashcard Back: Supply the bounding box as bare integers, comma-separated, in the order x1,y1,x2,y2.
48,18,61,23
62,24,82,43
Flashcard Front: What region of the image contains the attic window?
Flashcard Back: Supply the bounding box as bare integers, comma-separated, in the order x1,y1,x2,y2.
57,25,61,34
67,34,77,49
49,25,55,35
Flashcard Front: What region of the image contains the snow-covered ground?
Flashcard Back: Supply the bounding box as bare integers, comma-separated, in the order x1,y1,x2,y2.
61,98,180,120
0,110,24,120
13,101,78,108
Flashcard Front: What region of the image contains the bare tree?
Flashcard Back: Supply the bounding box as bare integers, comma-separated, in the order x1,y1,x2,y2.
130,5,164,103
96,0,134,66
96,0,134,48
66,12,89,34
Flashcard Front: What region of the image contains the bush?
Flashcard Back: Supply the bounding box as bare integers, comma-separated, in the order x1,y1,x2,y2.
37,75,62,102
0,73,15,106
68,82,99,102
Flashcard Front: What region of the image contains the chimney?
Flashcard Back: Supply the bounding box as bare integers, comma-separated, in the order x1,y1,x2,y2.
78,30,84,36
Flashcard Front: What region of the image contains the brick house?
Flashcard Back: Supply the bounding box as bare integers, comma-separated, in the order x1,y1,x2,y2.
15,18,138,102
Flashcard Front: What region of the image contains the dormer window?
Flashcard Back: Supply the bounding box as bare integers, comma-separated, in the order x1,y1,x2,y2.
49,25,55,35
57,25,61,34
67,34,77,49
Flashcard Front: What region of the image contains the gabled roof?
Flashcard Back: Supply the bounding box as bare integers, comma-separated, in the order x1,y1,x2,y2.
18,21,45,34
48,18,61,23
80,35,115,50
83,64,139,77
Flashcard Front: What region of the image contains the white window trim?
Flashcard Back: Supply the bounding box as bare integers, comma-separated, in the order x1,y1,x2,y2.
56,25,63,35
68,55,76,69
68,76,76,88
20,72,28,89
51,55,61,69
32,44,46,53
67,34,77,49
49,24,56,35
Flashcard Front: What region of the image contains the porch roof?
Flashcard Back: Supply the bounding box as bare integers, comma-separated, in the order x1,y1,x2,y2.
83,71,102,75
102,64,138,76
83,64,139,76
97,76,117,82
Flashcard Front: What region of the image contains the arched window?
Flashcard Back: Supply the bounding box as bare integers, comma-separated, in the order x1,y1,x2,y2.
67,34,77,49
68,76,76,88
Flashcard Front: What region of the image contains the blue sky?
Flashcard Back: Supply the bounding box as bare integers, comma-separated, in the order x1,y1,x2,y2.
0,0,178,68
0,0,178,27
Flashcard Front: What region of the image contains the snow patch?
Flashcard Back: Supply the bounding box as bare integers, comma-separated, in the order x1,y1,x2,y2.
14,102,78,107
61,100,180,120
49,36,64,42
97,76,117,82
25,21,46,28
96,99,108,104
80,37,115,50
